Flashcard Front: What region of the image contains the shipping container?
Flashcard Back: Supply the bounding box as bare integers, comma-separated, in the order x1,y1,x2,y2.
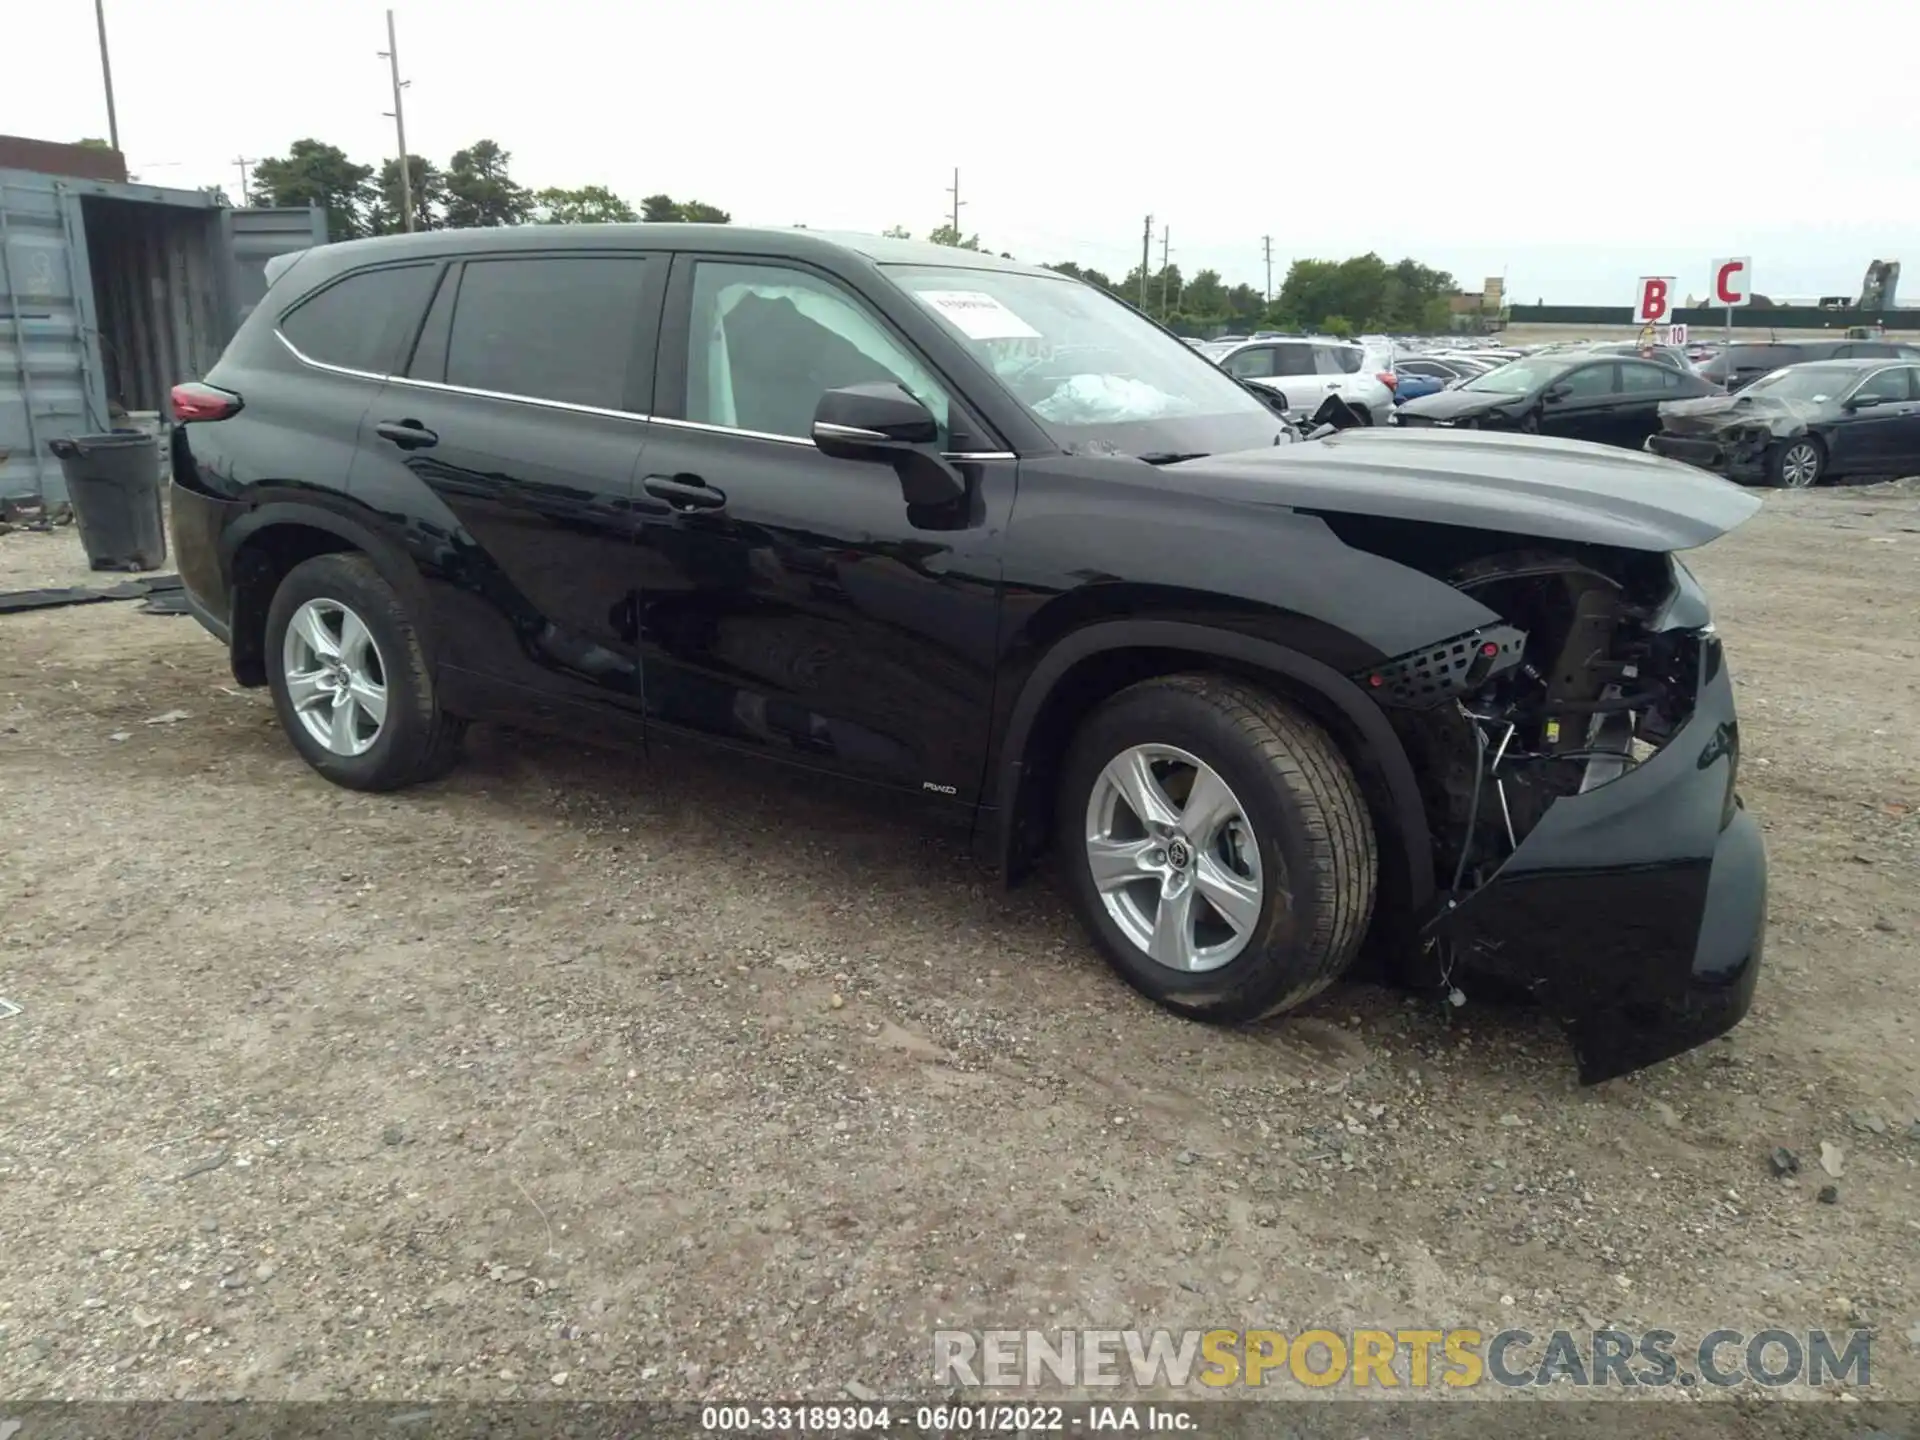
0,167,324,504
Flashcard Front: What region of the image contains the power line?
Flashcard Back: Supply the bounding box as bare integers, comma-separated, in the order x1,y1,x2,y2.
233,156,256,202
378,10,414,232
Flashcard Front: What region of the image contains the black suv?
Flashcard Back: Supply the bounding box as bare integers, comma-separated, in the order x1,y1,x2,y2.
1697,339,1920,391
168,225,1769,1082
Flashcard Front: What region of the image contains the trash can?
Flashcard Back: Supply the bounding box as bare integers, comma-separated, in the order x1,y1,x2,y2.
47,430,168,571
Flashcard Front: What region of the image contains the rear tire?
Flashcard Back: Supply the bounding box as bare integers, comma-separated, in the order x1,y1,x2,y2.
264,553,465,791
1057,674,1377,1022
1764,437,1824,489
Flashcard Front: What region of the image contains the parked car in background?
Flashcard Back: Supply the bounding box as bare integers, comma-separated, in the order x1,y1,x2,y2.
1696,339,1920,392
1564,342,1699,374
1649,358,1920,488
1202,337,1395,423
163,223,1768,1084
1395,353,1715,450
1394,355,1488,390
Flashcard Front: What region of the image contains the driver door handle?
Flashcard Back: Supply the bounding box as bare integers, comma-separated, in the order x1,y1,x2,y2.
644,474,727,511
375,419,437,450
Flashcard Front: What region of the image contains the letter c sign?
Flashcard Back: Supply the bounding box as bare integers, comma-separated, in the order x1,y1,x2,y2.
1711,257,1752,308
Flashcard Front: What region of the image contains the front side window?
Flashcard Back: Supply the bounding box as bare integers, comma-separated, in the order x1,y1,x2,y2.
1463,358,1567,395
685,261,951,441
1557,363,1618,399
280,264,437,374
445,256,652,410
889,264,1283,458
1849,366,1915,404
1744,365,1856,403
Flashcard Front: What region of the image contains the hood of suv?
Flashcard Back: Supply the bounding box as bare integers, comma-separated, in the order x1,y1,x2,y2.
1170,427,1762,552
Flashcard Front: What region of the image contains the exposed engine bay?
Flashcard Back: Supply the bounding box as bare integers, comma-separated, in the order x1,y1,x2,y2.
1354,547,1714,905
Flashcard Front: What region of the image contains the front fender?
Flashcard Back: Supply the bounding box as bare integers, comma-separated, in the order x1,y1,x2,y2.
986,619,1439,942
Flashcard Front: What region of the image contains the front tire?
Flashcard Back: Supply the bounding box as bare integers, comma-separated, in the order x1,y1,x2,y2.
1765,437,1824,489
1057,674,1377,1022
264,553,465,791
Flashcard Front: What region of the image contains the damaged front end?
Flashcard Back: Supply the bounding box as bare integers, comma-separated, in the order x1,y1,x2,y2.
1356,547,1766,1083
1649,394,1818,481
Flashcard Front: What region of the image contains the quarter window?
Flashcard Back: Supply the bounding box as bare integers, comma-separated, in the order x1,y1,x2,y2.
684,261,950,440
280,264,437,374
445,256,652,410
1619,363,1668,394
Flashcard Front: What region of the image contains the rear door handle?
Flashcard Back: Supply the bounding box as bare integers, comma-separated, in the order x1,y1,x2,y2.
375,420,437,450
643,474,727,511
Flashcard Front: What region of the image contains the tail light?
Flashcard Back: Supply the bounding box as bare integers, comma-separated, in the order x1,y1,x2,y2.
1377,371,1398,390
170,382,242,423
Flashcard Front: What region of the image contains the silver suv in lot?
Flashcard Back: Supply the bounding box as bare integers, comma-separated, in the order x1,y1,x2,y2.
1198,337,1395,424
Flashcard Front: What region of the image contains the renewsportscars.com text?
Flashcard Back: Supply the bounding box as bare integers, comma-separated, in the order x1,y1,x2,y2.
933,1327,1870,1390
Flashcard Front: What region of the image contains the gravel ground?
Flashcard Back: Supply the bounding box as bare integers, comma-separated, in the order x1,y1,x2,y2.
0,484,1916,1408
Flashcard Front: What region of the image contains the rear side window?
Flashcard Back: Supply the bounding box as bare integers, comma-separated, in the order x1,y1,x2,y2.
1619,362,1667,394
445,256,651,410
279,264,438,374
1316,345,1361,375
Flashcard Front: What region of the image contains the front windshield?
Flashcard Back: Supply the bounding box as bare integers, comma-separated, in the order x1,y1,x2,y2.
1461,358,1565,395
888,265,1284,458
1742,365,1854,404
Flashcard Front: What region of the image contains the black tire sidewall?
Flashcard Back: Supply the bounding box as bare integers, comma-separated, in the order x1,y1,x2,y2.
264,555,430,790
1768,438,1822,488
1059,685,1323,1014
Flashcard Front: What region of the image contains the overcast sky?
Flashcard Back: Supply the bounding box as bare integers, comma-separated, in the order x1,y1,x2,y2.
9,0,1914,305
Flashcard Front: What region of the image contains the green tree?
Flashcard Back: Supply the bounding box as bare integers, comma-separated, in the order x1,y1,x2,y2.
366,155,444,234
533,185,638,224
1275,252,1456,332
639,195,732,223
1182,268,1227,321
443,141,531,228
927,223,981,250
75,137,114,150
249,140,375,242
882,224,912,239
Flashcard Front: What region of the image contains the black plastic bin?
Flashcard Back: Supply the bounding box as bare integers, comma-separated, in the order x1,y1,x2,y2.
47,430,168,571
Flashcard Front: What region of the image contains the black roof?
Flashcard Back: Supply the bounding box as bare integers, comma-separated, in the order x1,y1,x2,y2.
296,224,1062,279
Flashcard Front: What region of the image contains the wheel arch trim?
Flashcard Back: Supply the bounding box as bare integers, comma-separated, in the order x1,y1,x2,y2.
219,499,439,677
990,619,1436,909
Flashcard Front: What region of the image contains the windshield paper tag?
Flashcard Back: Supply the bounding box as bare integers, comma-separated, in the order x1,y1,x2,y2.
917,290,1041,341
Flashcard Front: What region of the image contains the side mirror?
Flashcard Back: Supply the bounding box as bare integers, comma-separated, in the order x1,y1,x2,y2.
811,381,964,510
1845,392,1884,410
1543,384,1570,403
811,382,939,460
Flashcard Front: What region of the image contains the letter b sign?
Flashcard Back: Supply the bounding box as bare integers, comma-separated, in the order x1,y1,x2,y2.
1635,277,1675,325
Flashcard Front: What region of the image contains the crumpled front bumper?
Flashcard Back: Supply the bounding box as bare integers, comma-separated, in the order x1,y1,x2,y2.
1647,430,1772,483
1433,633,1767,1083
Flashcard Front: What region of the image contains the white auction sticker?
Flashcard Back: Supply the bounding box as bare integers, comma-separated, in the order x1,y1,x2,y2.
916,290,1041,341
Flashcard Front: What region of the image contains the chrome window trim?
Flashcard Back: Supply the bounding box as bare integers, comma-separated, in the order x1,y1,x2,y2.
275,332,1024,455
273,329,388,383
384,371,648,422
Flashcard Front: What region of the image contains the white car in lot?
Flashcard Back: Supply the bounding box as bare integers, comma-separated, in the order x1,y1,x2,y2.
1197,336,1395,424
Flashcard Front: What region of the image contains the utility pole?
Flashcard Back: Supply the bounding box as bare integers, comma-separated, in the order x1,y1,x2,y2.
233,156,256,204
1158,225,1172,316
93,0,120,154
1139,214,1153,310
946,168,964,239
1263,236,1273,302
379,10,415,232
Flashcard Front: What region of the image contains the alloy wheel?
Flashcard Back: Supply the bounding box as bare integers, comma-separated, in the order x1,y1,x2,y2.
282,597,389,757
1084,743,1264,973
1780,442,1820,489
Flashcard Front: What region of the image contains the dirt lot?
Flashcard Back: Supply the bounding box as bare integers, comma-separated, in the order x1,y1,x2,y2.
0,485,1916,1408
